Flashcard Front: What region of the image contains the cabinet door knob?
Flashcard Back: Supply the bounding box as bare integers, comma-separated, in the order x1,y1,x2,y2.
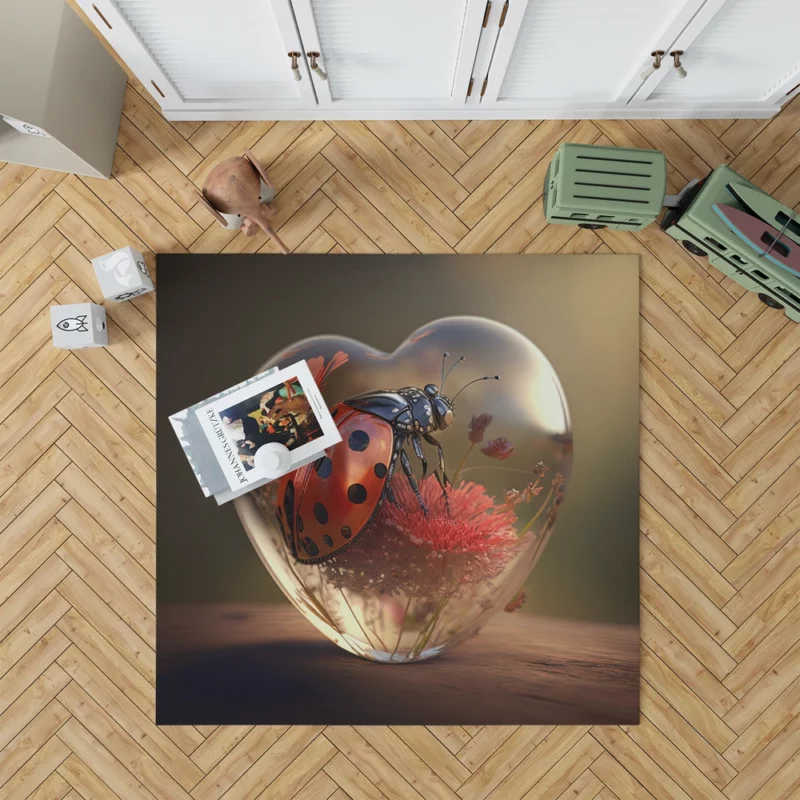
288,52,302,81
670,50,687,79
307,52,328,81
640,50,665,81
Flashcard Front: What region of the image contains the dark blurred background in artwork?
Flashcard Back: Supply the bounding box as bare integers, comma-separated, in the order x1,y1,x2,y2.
157,254,639,625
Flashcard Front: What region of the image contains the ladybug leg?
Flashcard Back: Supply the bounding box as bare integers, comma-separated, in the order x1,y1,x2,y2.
384,481,400,508
400,448,429,515
384,440,403,508
424,433,450,487
410,434,428,479
424,433,451,514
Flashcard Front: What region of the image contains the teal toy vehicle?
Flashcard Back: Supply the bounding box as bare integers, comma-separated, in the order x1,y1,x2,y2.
660,165,800,322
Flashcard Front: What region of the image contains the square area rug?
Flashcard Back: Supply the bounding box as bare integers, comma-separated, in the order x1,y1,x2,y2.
156,254,640,725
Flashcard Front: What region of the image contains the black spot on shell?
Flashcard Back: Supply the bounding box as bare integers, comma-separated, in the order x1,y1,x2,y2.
323,535,333,547
347,484,367,504
315,456,333,479
340,526,352,538
297,515,304,533
348,430,370,451
304,537,319,556
313,502,328,525
283,480,295,534
374,463,387,479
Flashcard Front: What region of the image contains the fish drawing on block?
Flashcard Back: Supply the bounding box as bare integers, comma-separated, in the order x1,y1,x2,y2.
56,315,89,332
101,250,136,286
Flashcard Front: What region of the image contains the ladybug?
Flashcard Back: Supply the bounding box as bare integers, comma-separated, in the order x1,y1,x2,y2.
275,354,498,563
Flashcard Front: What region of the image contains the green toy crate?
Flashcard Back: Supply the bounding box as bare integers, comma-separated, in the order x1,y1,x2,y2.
544,143,667,231
661,164,800,323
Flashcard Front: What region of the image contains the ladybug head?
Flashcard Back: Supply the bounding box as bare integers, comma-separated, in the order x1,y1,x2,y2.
425,383,455,430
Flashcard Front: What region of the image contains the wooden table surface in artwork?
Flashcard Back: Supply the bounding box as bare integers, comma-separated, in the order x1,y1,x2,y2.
157,605,639,726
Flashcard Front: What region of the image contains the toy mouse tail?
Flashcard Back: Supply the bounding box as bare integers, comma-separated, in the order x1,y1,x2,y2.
254,213,290,255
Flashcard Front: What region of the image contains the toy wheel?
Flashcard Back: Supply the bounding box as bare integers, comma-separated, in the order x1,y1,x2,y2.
578,223,606,229
758,293,784,310
682,240,707,257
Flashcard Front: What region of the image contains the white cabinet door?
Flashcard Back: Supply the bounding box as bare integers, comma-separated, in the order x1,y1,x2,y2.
76,0,317,113
480,0,706,111
633,0,800,110
76,0,793,119
289,0,486,109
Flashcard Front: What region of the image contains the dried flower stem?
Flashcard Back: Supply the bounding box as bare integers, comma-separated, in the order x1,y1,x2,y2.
452,444,474,485
390,597,414,659
519,486,554,535
289,558,343,635
526,516,556,572
422,598,455,653
410,593,449,658
410,574,462,657
522,474,544,501
340,588,388,653
408,562,452,657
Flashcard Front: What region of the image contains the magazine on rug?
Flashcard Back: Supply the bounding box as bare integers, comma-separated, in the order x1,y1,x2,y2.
170,360,341,501
196,360,340,491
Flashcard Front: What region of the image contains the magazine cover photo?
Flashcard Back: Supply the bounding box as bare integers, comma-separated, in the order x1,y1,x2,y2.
218,376,323,471
193,360,341,492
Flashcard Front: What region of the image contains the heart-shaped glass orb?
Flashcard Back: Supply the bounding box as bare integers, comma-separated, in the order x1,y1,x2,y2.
235,316,573,663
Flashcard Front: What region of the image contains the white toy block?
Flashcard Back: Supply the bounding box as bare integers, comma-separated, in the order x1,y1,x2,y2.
91,246,154,302
1,115,50,137
51,303,107,349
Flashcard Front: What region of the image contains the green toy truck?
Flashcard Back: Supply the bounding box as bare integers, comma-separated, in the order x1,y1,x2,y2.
660,165,800,322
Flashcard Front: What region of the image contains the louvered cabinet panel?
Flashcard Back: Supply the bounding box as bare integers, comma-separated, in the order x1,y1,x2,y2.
115,0,293,100
494,0,700,102
76,0,316,110
76,0,794,117
647,0,800,102
291,0,484,105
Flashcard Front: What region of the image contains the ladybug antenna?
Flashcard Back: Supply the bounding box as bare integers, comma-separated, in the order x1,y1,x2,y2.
440,352,449,386
441,355,466,391
452,375,499,402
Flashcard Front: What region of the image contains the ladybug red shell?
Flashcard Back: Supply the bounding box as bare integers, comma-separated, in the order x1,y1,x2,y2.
276,405,394,561
275,361,498,564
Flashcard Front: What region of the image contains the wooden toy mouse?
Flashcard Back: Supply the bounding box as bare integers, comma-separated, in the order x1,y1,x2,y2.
196,149,289,254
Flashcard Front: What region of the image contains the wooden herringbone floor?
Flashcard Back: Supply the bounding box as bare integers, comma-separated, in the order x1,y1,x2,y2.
2,61,800,798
